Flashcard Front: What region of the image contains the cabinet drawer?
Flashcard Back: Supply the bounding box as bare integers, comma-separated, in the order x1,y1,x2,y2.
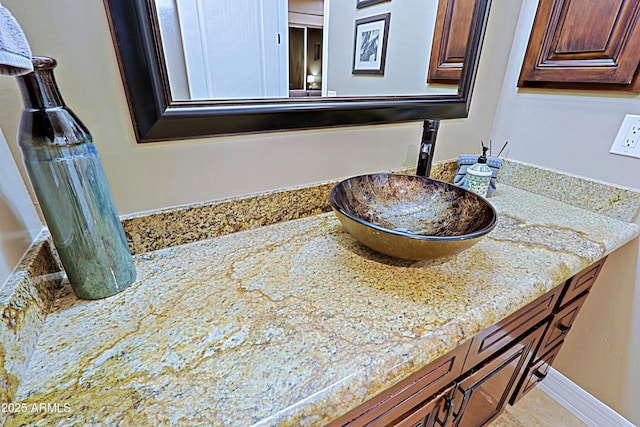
510,342,562,405
462,287,561,372
540,291,589,355
393,385,455,427
557,258,606,309
328,342,469,427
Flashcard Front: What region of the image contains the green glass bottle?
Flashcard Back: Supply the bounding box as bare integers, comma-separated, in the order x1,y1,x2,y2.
15,56,136,299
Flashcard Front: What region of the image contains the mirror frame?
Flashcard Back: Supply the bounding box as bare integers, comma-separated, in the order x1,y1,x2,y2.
103,0,491,143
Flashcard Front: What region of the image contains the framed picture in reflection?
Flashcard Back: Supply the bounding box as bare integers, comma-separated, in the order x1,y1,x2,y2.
352,13,391,75
357,0,391,9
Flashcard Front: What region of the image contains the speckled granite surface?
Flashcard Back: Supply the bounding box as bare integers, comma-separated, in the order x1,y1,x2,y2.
119,161,459,256
0,238,61,410
1,160,639,426
499,159,640,222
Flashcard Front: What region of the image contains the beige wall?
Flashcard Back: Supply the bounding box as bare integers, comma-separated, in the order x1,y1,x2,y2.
0,128,41,287
490,0,640,424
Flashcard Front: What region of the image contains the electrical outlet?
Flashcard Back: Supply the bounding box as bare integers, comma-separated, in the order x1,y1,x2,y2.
610,114,640,158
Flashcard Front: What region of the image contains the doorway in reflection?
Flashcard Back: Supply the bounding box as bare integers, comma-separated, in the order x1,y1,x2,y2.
287,0,325,97
156,0,326,100
289,26,323,96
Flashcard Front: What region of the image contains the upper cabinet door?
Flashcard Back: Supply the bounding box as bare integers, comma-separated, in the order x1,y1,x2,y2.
428,0,475,83
518,0,640,90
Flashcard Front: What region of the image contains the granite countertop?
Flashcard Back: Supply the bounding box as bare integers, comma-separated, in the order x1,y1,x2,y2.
2,160,639,426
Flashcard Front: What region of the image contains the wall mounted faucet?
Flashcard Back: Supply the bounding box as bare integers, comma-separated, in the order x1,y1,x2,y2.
416,119,440,177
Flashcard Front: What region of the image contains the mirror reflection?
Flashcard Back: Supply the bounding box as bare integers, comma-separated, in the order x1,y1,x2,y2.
104,0,488,140
153,0,461,101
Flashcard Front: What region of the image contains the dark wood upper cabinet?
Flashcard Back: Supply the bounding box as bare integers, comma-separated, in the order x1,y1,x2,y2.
518,0,640,91
428,0,475,83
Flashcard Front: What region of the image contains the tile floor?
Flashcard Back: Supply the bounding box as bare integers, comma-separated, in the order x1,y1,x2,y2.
490,388,587,426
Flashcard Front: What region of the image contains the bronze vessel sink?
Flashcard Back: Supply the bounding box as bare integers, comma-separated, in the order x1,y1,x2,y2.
330,173,497,260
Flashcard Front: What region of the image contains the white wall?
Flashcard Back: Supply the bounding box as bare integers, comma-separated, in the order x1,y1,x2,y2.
0,128,42,287
489,1,640,424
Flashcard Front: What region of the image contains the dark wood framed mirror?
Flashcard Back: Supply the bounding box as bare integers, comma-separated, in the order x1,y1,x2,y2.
103,0,491,142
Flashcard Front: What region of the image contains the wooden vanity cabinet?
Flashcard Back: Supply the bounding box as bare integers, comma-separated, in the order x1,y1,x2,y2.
392,385,456,427
510,340,562,404
461,287,560,372
451,324,546,427
557,259,605,307
329,259,606,427
510,257,607,405
326,343,470,427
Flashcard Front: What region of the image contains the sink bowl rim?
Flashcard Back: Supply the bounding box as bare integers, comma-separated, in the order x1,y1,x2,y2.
329,173,498,243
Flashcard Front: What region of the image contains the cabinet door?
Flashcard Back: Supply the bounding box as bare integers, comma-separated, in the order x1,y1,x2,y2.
518,0,640,90
510,342,562,405
540,292,589,354
427,0,475,83
451,325,545,427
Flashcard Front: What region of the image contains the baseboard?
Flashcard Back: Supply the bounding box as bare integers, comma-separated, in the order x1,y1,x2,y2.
538,368,635,427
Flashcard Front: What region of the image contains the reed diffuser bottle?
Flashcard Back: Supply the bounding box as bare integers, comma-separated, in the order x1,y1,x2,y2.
15,56,136,299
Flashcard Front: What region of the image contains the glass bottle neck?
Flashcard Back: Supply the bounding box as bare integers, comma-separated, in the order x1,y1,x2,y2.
16,57,65,109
